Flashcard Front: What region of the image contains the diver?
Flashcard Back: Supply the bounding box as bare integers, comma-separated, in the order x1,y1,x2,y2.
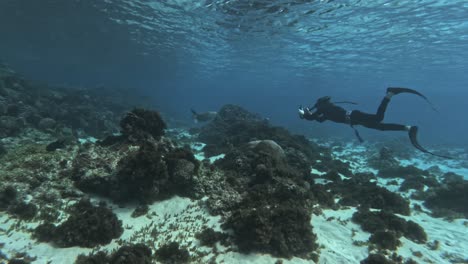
298,87,451,159
191,109,217,123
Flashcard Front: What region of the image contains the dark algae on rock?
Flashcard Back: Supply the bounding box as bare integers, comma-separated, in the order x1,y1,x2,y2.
34,199,123,247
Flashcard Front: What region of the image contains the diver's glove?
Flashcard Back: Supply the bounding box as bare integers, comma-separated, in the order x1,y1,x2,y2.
298,105,305,119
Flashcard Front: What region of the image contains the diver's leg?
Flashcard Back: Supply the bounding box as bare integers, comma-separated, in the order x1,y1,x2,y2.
364,122,409,131
376,87,434,122
375,95,392,122
351,96,392,124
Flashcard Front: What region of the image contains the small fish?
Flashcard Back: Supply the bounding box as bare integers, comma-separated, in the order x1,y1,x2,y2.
191,109,217,123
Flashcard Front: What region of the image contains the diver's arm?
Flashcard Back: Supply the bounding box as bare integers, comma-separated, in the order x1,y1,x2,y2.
315,114,327,122
303,109,325,122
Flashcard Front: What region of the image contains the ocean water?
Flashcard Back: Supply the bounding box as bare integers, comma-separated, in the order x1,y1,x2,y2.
1,0,468,146
0,1,467,263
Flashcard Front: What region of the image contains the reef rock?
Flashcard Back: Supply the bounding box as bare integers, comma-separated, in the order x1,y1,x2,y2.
424,180,468,218
197,104,328,167
75,244,153,264
120,108,166,142
34,199,123,247
223,183,318,259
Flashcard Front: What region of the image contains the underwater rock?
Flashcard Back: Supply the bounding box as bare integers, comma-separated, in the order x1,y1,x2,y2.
0,142,6,156
96,134,127,147
198,104,328,166
400,176,425,192
70,144,123,197
247,139,286,163
164,146,200,174
309,184,335,208
367,146,400,171
131,204,149,218
204,134,322,260
112,143,170,203
214,138,308,188
71,137,197,203
120,108,166,142
0,185,18,210
349,172,376,184
326,159,353,178
352,208,427,244
369,230,401,250
323,170,342,182
0,66,137,139
169,159,196,192
114,141,198,203
75,243,153,264
155,242,190,264
0,96,7,115
8,201,38,220
114,142,170,203
34,199,123,247
283,146,312,177
405,220,428,243
45,139,66,152
201,169,243,215
361,254,396,264
0,116,22,137
38,117,56,130
378,165,429,179
442,172,464,185
334,181,411,215
195,228,226,247
223,182,317,259
423,180,468,218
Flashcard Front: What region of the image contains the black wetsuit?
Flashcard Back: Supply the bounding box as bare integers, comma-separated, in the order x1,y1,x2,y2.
304,97,407,131
301,88,452,159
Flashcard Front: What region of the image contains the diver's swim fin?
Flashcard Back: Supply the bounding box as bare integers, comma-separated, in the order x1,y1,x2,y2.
408,126,453,159
387,87,438,112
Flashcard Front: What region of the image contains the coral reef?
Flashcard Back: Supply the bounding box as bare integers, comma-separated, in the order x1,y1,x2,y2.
131,204,149,218
0,185,17,210
367,146,400,171
34,199,123,247
114,142,171,203
120,108,166,142
195,228,226,247
197,104,329,167
196,131,320,259
0,185,38,220
333,181,411,215
369,230,401,250
378,165,430,179
352,208,427,244
2,64,466,263
114,142,198,203
0,65,137,138
7,201,38,220
155,242,190,264
423,179,468,218
222,178,318,259
361,254,396,264
69,111,197,204
75,244,153,264
45,139,67,152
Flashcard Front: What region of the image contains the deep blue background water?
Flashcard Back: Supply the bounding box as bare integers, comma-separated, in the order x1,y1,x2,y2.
1,0,467,147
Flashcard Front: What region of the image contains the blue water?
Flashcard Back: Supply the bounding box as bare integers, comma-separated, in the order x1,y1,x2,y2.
1,0,467,146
